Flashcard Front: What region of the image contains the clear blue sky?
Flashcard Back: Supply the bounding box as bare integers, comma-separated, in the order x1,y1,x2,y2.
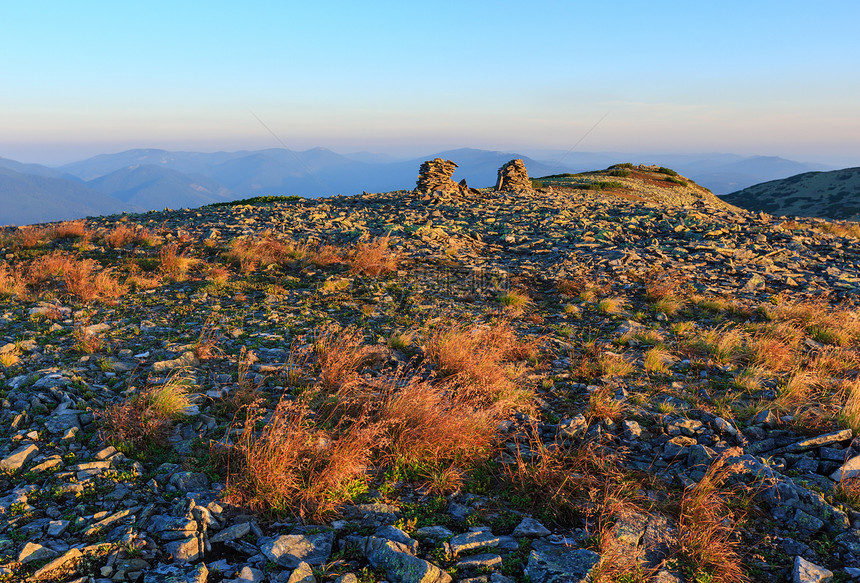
2,1,858,164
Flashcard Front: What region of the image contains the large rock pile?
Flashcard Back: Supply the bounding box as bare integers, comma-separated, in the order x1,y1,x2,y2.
415,159,462,196
495,159,534,192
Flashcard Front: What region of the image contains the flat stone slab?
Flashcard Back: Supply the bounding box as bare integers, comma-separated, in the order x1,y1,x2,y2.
210,521,251,543
143,563,209,583
455,553,502,570
0,443,39,471
29,548,82,581
362,536,451,583
526,540,600,583
791,430,853,452
449,528,500,555
260,531,334,569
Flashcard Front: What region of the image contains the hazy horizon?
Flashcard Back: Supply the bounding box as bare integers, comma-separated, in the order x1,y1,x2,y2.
2,1,859,168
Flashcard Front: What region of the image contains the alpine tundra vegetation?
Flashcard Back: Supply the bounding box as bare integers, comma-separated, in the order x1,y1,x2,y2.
3,163,860,583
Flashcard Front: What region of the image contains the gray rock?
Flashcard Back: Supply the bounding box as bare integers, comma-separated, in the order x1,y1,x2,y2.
449,528,500,555
210,522,252,543
792,430,853,452
148,515,198,541
830,455,860,481
170,471,210,492
414,525,454,542
456,553,502,571
152,351,200,372
375,525,419,554
361,536,451,583
260,532,334,569
47,520,69,537
512,517,551,538
525,540,600,583
0,443,38,471
29,547,82,581
793,508,824,536
165,534,204,562
143,563,209,583
793,556,833,583
18,541,59,564
288,562,317,583
622,420,642,439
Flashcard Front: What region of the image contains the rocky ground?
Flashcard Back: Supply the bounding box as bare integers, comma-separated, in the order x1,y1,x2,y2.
3,165,860,583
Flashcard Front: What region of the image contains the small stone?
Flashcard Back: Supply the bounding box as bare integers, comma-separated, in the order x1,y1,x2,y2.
234,565,266,582
165,535,203,563
622,420,642,439
47,520,70,537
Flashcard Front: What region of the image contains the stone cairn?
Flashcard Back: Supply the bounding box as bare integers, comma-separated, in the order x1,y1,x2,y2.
415,158,463,195
495,159,534,193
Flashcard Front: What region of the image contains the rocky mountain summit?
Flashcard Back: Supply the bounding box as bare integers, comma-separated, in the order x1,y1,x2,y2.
3,163,860,583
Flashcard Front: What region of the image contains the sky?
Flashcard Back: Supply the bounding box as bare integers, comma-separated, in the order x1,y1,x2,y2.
1,1,859,166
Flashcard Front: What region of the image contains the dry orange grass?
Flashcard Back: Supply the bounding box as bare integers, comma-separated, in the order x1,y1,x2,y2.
423,320,535,407
376,376,499,472
642,268,689,301
0,263,28,298
587,384,626,421
765,299,860,346
159,243,195,281
224,237,302,273
73,324,103,354
502,434,629,526
676,448,750,583
26,250,73,284
314,326,371,393
224,398,377,520
7,226,52,248
837,378,860,433
746,333,796,372
350,236,398,276
51,220,91,240
308,244,347,267
63,259,127,302
103,223,156,248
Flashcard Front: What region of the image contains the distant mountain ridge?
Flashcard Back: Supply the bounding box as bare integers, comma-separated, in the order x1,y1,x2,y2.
722,167,860,221
0,166,138,226
0,147,848,226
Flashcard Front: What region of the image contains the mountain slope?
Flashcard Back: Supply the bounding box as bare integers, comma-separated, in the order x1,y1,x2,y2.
87,164,233,209
722,167,860,220
0,166,137,226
